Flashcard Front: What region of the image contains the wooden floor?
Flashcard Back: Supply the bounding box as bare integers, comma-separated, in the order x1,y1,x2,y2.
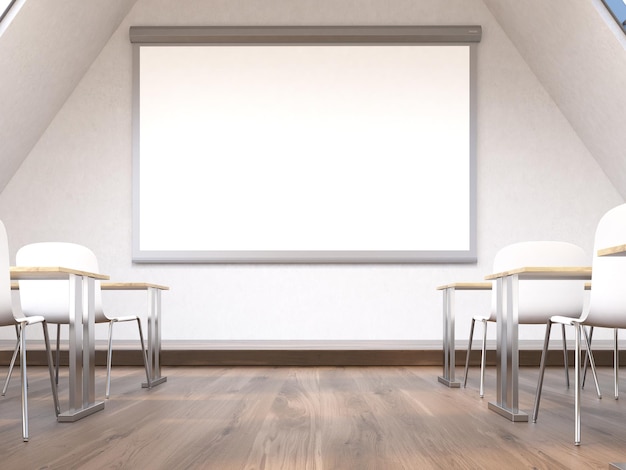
1,365,625,469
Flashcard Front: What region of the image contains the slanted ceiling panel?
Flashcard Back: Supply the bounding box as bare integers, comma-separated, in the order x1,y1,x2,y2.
0,0,138,193
483,0,626,199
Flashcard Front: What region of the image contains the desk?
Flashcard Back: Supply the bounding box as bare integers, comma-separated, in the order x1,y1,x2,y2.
436,282,492,387
10,266,109,422
598,244,626,257
101,282,169,387
12,280,170,389
598,247,626,469
484,267,592,422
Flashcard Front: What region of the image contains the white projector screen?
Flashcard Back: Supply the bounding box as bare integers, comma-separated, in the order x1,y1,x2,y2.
130,26,480,263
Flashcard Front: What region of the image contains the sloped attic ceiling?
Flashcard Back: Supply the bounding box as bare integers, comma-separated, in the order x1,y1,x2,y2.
483,0,626,200
0,0,625,200
0,0,137,193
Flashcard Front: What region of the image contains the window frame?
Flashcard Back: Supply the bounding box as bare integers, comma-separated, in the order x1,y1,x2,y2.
602,0,626,34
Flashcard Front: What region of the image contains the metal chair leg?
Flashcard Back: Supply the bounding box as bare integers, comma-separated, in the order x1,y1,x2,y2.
2,326,20,396
463,318,475,388
614,328,619,399
106,317,152,398
136,318,152,390
575,324,581,445
479,320,488,398
581,326,601,399
19,323,28,442
55,324,61,385
42,322,60,416
532,320,552,423
562,324,569,388
106,320,115,399
582,326,594,388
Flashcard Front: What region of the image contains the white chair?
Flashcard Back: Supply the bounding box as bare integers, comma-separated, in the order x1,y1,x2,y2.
533,203,626,445
13,242,151,398
463,241,595,398
0,221,59,441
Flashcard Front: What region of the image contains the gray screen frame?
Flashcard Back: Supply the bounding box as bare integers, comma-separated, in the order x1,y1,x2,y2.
130,26,481,264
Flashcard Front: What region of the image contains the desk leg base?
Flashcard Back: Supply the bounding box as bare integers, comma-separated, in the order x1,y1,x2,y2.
143,376,167,388
438,376,461,388
58,401,105,422
488,401,529,422
609,464,626,470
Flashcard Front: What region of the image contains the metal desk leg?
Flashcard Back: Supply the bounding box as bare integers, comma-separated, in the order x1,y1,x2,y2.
143,287,167,388
439,287,461,387
58,274,104,422
488,274,528,421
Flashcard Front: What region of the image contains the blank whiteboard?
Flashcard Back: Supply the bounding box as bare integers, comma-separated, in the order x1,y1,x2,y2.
130,26,481,263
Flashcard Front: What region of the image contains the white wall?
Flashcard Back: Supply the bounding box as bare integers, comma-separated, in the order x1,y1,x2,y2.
0,0,622,344
483,0,626,200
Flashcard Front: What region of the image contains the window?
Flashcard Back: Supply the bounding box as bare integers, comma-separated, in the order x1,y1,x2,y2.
602,0,626,34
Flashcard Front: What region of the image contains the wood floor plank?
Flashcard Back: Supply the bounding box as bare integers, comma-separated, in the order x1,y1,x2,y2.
243,368,323,470
2,365,626,469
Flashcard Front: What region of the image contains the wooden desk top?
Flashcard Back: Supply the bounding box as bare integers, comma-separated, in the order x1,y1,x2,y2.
598,244,626,257
101,282,169,291
12,280,169,291
436,282,492,291
485,266,592,281
10,266,110,281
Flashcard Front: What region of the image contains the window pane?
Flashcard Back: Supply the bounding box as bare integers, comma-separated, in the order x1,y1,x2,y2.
603,0,626,29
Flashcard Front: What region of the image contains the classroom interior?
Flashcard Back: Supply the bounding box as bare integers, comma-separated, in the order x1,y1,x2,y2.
1,0,626,468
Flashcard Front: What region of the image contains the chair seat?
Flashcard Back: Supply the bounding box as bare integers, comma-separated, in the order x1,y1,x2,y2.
15,315,46,325
107,315,140,323
472,314,491,322
550,315,580,326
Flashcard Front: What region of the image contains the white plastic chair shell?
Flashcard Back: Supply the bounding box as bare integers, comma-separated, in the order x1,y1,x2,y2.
0,221,59,441
464,241,588,397
15,242,151,398
533,203,626,445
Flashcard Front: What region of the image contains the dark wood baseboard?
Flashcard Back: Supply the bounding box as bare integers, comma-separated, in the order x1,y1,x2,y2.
161,349,443,366
1,348,624,367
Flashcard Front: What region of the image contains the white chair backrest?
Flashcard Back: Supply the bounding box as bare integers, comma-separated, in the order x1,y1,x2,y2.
586,203,626,328
0,220,15,327
16,242,106,324
489,241,587,323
